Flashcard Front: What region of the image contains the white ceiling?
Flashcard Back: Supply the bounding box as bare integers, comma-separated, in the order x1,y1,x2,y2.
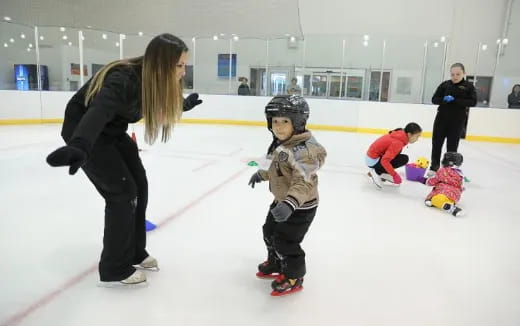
0,0,304,39
0,0,513,41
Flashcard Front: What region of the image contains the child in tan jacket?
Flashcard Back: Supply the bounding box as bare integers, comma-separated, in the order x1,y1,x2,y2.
248,95,326,296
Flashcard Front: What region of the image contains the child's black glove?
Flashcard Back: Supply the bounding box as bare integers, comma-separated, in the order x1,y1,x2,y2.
46,145,87,175
183,93,203,112
271,201,294,223
248,172,263,188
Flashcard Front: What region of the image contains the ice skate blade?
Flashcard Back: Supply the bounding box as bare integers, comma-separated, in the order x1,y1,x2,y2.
270,285,303,297
135,265,160,272
381,179,400,187
256,272,279,279
97,280,148,288
366,173,382,190
452,211,466,218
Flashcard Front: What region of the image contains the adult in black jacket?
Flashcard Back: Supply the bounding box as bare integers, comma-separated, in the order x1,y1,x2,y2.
508,84,520,109
429,63,476,174
46,34,203,286
238,77,251,95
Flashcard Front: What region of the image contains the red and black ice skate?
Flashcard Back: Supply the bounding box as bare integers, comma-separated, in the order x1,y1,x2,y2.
256,260,280,279
270,274,303,296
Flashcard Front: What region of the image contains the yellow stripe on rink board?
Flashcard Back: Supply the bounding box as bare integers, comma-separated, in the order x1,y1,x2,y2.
0,118,64,125
464,134,520,144
179,118,265,127
1,118,519,144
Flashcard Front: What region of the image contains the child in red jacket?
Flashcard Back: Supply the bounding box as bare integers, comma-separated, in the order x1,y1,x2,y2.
365,122,422,189
417,152,465,217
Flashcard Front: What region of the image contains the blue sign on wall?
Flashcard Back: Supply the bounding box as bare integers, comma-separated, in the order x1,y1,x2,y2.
15,64,29,91
217,54,237,79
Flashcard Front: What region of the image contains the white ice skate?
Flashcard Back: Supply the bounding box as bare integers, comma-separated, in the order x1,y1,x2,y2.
380,173,400,186
367,169,383,189
426,169,436,178
442,203,465,217
135,256,159,271
98,270,147,288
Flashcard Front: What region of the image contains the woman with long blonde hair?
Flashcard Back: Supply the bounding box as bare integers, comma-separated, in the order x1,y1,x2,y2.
47,33,202,286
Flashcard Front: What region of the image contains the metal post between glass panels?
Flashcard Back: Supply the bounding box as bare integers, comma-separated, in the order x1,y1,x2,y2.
378,40,386,102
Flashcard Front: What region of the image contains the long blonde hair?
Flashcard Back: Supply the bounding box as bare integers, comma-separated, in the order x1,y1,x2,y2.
85,33,188,144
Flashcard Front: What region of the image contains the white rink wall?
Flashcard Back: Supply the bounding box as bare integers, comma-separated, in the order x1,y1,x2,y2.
1,90,520,140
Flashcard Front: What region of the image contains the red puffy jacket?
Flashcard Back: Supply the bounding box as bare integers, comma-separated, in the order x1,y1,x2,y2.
366,129,408,177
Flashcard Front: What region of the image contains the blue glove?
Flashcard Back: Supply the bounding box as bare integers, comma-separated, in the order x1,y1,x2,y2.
443,95,455,103
271,201,294,223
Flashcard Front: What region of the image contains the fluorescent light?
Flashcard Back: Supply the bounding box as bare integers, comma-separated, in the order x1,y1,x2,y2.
3,43,8,47
4,16,11,21
121,34,126,40
290,36,296,42
434,42,439,47
115,42,120,47
27,48,31,52
138,31,143,37
440,36,446,42
502,38,509,45
363,40,369,47
233,35,239,41
102,34,107,39
62,35,68,40
28,43,33,48
213,35,218,41
481,44,488,51
68,41,72,46
39,36,44,41
363,34,370,41
60,27,66,32
191,37,196,42
9,38,14,43
20,33,26,39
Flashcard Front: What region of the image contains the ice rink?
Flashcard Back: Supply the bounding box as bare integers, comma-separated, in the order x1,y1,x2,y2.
1,123,519,326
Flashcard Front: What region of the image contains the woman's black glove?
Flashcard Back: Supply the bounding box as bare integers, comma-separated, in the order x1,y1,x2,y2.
183,93,203,112
46,145,87,175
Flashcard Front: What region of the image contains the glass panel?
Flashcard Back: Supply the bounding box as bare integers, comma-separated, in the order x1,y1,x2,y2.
82,29,121,88
491,1,520,109
195,37,233,95
233,38,267,96
0,22,37,90
468,38,497,107
268,37,304,96
369,71,390,102
467,75,492,107
329,75,345,98
345,76,363,98
423,39,445,104
122,32,152,58
311,74,327,97
344,35,384,101
270,72,287,95
37,26,81,92
385,36,426,103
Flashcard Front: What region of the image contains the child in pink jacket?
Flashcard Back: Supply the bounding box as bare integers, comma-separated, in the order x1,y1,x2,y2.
417,152,465,217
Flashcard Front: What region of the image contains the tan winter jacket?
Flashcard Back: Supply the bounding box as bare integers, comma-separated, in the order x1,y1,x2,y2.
258,131,326,210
